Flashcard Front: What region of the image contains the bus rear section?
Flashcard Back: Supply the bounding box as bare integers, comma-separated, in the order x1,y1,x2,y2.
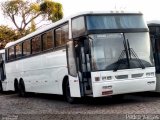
67,12,156,99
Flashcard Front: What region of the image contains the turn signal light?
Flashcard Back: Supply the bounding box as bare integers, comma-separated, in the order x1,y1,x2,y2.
95,77,100,81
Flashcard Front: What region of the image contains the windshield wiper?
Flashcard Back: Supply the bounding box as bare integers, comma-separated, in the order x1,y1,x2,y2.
113,34,130,71
126,39,145,69
114,34,145,71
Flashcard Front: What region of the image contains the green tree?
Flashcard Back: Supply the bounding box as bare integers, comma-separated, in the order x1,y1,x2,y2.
1,0,63,36
40,0,63,22
0,25,19,49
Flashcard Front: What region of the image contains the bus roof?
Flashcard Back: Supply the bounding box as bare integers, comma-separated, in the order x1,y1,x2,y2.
5,11,142,49
147,20,160,26
5,42,15,48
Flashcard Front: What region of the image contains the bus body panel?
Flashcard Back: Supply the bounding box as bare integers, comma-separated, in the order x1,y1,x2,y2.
69,75,81,97
5,49,68,94
91,67,156,97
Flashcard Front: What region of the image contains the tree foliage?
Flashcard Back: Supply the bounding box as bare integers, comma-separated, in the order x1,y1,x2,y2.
1,0,63,36
40,0,63,22
0,25,19,49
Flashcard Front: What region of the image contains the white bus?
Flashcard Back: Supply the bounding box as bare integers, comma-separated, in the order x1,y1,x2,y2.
3,11,156,103
148,21,160,92
0,49,6,93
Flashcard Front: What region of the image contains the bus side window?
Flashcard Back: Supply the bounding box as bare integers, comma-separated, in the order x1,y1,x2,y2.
15,43,22,58
8,46,15,60
55,28,61,47
55,24,69,47
61,24,69,45
23,40,31,56
72,16,85,38
31,36,41,54
42,30,54,51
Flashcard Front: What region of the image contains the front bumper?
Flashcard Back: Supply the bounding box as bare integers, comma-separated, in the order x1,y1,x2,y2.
92,77,156,97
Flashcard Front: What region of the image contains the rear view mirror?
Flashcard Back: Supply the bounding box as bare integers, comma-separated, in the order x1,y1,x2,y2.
84,39,89,54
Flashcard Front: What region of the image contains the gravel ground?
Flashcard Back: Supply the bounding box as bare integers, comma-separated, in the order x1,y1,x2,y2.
0,92,160,120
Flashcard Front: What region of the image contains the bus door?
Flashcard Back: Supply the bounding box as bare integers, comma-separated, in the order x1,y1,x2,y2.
74,38,92,96
0,53,6,81
66,41,81,97
67,40,92,97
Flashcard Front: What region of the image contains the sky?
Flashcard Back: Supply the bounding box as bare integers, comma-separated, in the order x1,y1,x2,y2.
54,0,160,20
0,0,160,28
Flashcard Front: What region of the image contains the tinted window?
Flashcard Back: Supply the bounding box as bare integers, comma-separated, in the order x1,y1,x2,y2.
62,25,69,45
55,28,61,46
148,26,160,35
148,26,160,73
32,36,41,54
86,15,147,30
42,30,53,50
55,24,69,47
16,43,22,58
72,16,85,38
8,46,15,60
67,41,77,77
23,40,31,56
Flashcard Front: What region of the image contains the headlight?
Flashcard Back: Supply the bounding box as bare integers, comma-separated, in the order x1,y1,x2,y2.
146,72,154,77
102,76,112,80
107,76,112,80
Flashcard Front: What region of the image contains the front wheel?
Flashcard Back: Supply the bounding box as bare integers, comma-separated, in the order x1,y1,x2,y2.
64,80,76,103
14,80,19,93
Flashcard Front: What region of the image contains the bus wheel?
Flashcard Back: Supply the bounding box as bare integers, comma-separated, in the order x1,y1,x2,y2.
112,94,124,100
64,80,76,103
18,80,26,97
14,79,19,93
0,81,3,93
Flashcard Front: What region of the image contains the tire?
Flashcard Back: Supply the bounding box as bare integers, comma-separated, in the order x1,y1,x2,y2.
18,80,26,97
0,81,3,93
112,94,124,100
64,80,76,103
14,80,19,93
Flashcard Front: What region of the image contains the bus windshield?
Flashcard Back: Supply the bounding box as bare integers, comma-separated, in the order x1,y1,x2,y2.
86,14,147,30
90,33,154,71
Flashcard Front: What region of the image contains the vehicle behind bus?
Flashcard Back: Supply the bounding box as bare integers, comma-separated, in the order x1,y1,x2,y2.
4,11,156,103
148,21,160,92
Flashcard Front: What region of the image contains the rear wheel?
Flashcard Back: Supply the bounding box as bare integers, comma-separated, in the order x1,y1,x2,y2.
64,80,76,103
14,80,19,93
0,81,3,93
18,80,26,97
